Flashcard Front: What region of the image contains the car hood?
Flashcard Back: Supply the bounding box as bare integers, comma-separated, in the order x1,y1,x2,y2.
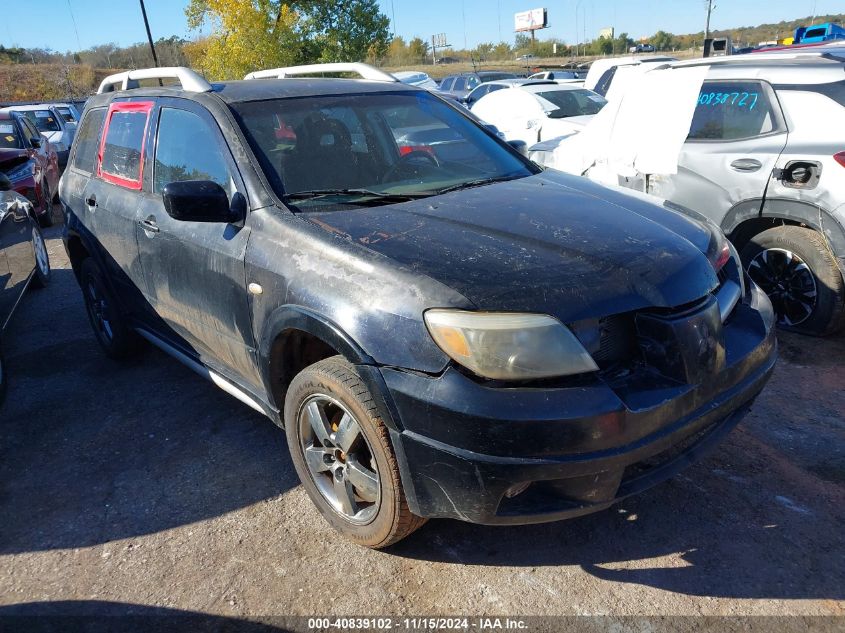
0,148,30,171
305,171,719,322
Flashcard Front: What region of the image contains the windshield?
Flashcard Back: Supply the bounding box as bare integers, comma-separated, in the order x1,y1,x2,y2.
232,91,536,210
480,73,517,83
0,121,23,149
21,110,61,133
536,89,607,118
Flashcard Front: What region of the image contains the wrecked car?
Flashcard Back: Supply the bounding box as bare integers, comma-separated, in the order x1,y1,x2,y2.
60,63,777,548
534,47,845,335
0,172,51,404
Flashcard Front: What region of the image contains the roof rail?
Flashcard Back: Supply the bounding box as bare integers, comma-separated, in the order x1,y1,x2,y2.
244,62,398,82
97,67,213,94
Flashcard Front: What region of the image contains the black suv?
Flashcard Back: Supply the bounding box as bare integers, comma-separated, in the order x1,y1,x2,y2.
60,64,776,548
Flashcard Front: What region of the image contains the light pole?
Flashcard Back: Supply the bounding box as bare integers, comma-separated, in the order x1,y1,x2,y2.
575,0,584,58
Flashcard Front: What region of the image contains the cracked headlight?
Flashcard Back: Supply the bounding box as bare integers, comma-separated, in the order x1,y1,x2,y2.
424,310,599,380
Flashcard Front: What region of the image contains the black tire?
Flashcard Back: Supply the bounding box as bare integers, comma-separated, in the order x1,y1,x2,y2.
79,258,141,359
0,337,7,407
29,224,50,289
37,182,54,228
284,355,426,548
741,225,845,336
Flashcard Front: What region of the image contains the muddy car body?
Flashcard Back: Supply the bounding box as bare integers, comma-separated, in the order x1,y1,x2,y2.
59,65,776,547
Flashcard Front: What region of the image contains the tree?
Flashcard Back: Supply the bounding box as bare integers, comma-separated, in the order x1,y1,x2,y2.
185,0,390,79
185,0,312,79
299,0,390,62
408,37,429,63
652,30,677,51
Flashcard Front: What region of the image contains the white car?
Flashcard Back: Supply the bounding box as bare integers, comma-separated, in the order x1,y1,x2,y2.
532,47,845,335
528,70,583,83
470,82,607,146
1,104,75,169
392,71,438,90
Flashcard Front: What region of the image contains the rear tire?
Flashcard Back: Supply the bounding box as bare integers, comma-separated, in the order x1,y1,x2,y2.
79,258,141,359
284,355,426,548
740,225,845,336
37,182,54,228
29,225,51,289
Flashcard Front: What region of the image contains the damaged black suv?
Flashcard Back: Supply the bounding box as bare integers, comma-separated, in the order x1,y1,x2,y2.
60,64,777,548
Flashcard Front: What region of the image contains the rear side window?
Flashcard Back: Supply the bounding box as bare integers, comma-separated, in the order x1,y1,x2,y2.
154,108,232,195
775,80,845,108
72,108,106,173
688,81,778,141
593,66,618,97
440,77,454,91
98,101,153,189
453,77,466,91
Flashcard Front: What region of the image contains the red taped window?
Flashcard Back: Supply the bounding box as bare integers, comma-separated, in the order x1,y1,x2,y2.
97,101,153,189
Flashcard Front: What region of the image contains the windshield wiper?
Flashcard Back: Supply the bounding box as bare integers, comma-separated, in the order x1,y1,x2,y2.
434,175,522,195
284,188,431,203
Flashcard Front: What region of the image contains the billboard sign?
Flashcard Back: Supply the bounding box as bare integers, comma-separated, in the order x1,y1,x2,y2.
514,8,548,32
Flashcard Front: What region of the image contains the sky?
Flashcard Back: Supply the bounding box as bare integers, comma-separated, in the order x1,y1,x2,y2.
2,0,842,53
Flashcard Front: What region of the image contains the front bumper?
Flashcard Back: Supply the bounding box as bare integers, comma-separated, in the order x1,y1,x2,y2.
382,283,777,525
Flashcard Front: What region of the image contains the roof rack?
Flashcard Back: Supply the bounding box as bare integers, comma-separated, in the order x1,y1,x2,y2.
244,62,397,82
97,67,213,94
669,48,843,69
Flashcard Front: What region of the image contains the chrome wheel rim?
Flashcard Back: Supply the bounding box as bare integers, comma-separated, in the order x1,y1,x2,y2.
85,278,114,342
747,247,817,326
32,228,48,277
297,394,380,524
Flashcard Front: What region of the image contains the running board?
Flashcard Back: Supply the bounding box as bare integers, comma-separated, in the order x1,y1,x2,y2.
135,328,268,416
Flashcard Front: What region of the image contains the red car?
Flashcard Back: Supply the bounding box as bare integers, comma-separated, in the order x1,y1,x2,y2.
0,111,60,227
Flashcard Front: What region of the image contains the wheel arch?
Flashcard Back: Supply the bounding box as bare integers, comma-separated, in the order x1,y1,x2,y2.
723,198,845,263
64,230,92,283
258,306,383,424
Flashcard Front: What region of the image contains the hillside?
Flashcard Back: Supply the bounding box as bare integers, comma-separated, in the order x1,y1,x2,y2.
0,64,112,103
691,13,844,45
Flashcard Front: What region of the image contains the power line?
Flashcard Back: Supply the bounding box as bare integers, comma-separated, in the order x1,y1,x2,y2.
66,0,83,52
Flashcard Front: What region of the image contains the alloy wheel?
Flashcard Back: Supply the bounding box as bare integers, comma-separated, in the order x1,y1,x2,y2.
85,279,114,342
31,228,49,277
747,247,818,326
297,394,380,524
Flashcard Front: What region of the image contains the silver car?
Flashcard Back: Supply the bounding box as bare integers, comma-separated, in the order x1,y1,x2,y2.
540,47,845,335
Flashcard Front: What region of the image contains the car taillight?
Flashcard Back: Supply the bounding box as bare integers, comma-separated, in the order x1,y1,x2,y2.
834,152,845,168
713,241,731,271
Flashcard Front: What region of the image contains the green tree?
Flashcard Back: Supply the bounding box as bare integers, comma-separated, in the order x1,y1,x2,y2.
652,30,677,51
185,0,390,79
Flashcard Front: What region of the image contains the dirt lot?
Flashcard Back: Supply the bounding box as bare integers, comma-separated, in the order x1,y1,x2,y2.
0,227,843,625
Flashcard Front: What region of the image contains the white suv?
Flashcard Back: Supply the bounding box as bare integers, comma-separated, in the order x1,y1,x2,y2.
536,47,845,335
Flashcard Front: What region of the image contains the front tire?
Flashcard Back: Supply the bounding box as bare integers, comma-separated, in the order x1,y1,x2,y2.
79,258,141,359
741,225,845,336
284,356,426,548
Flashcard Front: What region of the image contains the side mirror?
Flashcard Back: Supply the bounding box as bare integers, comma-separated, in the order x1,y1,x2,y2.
0,173,11,191
29,137,41,149
508,139,528,157
162,180,239,223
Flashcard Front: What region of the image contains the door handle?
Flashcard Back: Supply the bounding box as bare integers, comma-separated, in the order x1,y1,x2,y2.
85,195,97,207
139,217,160,233
730,158,762,172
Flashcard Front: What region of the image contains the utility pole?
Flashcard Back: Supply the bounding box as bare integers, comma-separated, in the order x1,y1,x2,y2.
704,0,714,47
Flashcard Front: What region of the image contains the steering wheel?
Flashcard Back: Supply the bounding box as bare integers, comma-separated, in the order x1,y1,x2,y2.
382,150,442,183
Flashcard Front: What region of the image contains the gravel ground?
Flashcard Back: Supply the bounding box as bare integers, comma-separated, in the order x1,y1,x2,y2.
0,227,843,624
